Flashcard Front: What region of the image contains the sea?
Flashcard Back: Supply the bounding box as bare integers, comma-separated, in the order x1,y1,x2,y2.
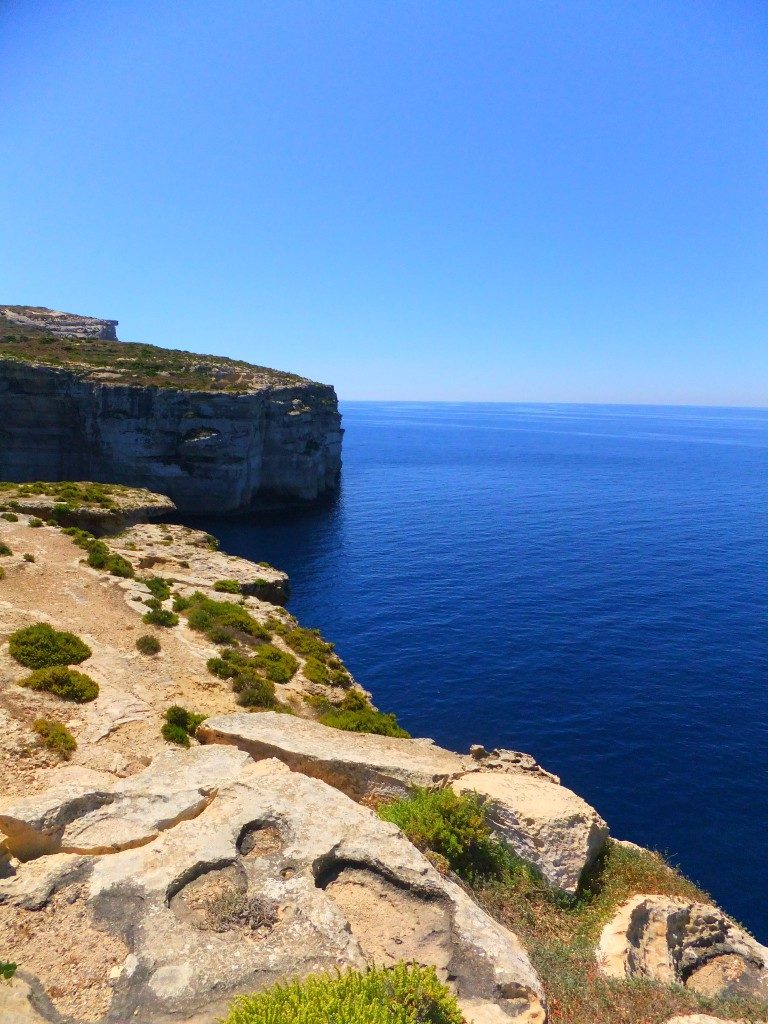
186,402,768,938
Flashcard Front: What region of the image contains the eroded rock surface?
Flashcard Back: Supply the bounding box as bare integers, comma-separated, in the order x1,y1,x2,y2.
198,711,608,892
0,747,546,1024
197,711,472,800
597,894,768,1000
452,771,608,894
109,523,289,604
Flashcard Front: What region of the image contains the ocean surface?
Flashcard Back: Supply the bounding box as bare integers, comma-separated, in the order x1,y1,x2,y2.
187,403,768,938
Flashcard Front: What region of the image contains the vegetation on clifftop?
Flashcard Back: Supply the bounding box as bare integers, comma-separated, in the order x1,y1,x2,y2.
0,307,310,391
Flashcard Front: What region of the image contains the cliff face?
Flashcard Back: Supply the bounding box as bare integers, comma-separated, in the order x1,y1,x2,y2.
0,306,118,339
0,361,342,513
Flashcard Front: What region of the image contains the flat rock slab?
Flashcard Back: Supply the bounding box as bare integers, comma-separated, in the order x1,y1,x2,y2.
0,749,545,1024
197,711,472,800
597,894,768,1000
198,712,608,892
452,771,608,894
0,746,249,860
109,523,289,604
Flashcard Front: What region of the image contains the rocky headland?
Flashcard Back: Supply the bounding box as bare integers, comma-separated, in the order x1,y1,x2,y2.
0,308,342,513
0,489,766,1024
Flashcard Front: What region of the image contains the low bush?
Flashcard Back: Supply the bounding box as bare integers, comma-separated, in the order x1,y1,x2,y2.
207,656,236,679
379,788,510,884
162,705,206,746
8,622,92,668
86,541,133,577
213,579,242,594
184,594,270,643
319,689,410,739
20,665,99,702
235,676,277,709
142,576,172,601
143,607,179,627
33,718,77,758
136,634,161,655
29,517,43,527
23,553,34,563
283,625,334,661
0,543,12,556
0,567,4,580
1,512,18,522
222,964,464,1024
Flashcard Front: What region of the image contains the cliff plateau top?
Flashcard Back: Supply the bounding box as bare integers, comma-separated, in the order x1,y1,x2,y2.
0,305,316,392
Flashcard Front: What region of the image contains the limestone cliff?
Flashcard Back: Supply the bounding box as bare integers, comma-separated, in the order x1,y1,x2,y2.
0,308,342,513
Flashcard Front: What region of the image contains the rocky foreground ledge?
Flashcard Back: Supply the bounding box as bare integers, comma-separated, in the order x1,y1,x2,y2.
0,489,767,1024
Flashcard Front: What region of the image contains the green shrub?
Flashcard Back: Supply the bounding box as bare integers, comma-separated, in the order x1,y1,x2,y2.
202,533,219,550
283,626,334,661
235,676,277,709
378,788,509,885
222,964,464,1024
1,512,18,522
252,644,298,684
33,718,77,758
213,579,242,594
142,576,171,601
162,721,190,747
184,594,270,642
136,634,161,655
0,962,17,982
165,704,206,733
0,543,12,556
207,656,236,679
143,607,179,627
172,593,193,612
8,622,92,668
0,566,5,580
29,517,43,527
303,655,330,685
23,553,34,563
20,665,99,702
319,706,410,739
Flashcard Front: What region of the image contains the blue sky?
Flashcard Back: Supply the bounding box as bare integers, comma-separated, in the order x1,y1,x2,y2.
2,1,766,404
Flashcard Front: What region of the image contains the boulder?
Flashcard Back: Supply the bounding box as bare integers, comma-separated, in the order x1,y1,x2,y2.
452,771,608,894
197,711,471,800
597,894,768,1000
0,976,51,1024
0,747,546,1024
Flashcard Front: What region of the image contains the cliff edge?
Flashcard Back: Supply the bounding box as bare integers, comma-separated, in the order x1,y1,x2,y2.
0,308,343,514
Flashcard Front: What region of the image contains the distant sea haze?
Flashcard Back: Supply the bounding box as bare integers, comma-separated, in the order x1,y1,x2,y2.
186,402,768,939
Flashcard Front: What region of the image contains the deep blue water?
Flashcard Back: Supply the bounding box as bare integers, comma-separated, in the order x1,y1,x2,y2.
188,403,768,938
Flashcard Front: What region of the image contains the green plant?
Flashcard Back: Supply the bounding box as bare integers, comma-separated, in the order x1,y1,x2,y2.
213,579,242,594
143,607,179,627
8,622,92,668
319,705,410,738
1,512,18,522
20,665,99,702
379,788,509,885
162,721,190,747
0,567,5,580
33,718,77,758
29,517,43,527
162,705,206,745
207,656,236,679
235,676,277,709
86,541,133,577
283,626,334,661
0,962,16,982
136,634,161,655
142,576,172,601
222,964,464,1024
0,543,12,556
23,553,34,563
184,594,270,642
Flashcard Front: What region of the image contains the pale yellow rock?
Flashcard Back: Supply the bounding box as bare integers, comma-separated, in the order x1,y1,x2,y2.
452,770,608,894
0,976,49,1024
597,894,768,999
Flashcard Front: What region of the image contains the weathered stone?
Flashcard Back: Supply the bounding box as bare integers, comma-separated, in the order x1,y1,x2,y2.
0,362,342,513
597,894,768,999
197,711,471,800
109,523,289,604
452,770,608,894
0,746,250,860
0,307,118,339
0,976,51,1024
0,749,546,1024
0,485,174,534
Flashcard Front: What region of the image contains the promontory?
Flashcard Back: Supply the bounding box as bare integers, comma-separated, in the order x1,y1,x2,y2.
0,307,343,514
